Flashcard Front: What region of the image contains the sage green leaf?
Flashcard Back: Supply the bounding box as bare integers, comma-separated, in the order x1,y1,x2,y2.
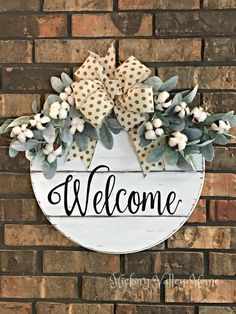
137,122,146,135
74,132,89,151
25,150,35,161
147,145,166,163
144,76,163,93
182,85,198,103
99,122,113,150
106,118,122,130
43,124,56,144
60,126,73,144
0,119,13,134
165,147,179,165
61,72,73,87
187,139,200,146
83,123,98,141
32,151,45,166
200,143,214,162
208,130,228,145
228,115,236,127
50,76,65,93
8,116,31,128
171,93,182,106
177,153,195,171
9,145,19,158
42,159,57,180
198,139,215,147
43,94,60,111
204,112,233,125
183,127,203,141
184,145,200,156
69,106,81,118
159,76,178,92
169,116,185,132
154,112,169,126
31,101,39,114
11,139,39,151
33,130,44,140
139,135,152,147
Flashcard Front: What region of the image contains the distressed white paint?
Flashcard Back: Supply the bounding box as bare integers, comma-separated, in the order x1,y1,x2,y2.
31,131,204,254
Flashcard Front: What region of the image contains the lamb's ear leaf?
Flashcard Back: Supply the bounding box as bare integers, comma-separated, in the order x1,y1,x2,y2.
144,76,163,93
208,130,228,145
43,94,61,111
42,159,57,180
182,85,198,103
83,123,98,141
61,72,73,87
32,101,39,114
183,127,203,141
9,145,19,158
177,153,195,171
50,76,65,93
139,134,152,147
0,119,13,134
8,116,31,128
198,139,215,147
199,142,214,162
43,124,56,144
168,116,185,132
60,126,73,144
11,139,39,152
74,132,89,151
32,151,45,166
25,150,35,161
228,114,236,127
99,122,113,150
159,76,178,92
165,147,179,165
147,145,166,163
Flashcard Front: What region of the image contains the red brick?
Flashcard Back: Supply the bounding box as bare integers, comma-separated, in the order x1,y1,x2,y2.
0,15,67,38
199,307,236,314
205,38,236,62
4,225,75,246
202,173,236,197
44,0,113,11
0,173,32,195
188,199,206,223
0,199,38,221
165,280,236,303
203,0,236,8
35,39,113,63
206,147,236,171
168,226,235,249
0,0,39,11
0,276,78,298
0,302,32,314
82,276,160,302
43,250,120,273
119,39,201,62
119,0,200,9
72,13,152,37
203,92,236,113
116,304,195,314
209,253,236,275
0,250,37,272
0,94,41,117
210,200,236,221
2,67,68,91
0,41,32,63
36,302,114,314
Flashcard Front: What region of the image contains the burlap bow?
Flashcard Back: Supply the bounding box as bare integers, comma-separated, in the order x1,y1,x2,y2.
67,44,164,174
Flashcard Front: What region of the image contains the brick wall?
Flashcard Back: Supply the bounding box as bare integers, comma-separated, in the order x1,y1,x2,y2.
0,1,235,313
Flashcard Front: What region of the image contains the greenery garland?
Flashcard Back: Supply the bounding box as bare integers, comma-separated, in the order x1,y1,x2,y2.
0,72,235,179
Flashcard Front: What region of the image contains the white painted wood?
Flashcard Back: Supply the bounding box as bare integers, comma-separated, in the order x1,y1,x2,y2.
30,131,205,254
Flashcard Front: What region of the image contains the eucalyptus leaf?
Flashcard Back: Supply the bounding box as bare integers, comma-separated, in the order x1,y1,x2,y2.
177,153,195,171
42,159,57,180
184,145,200,155
171,93,182,106
144,76,163,93
139,134,152,147
159,76,178,92
165,147,179,165
99,122,113,150
83,123,98,141
61,72,73,87
50,76,65,93
182,85,198,103
43,124,56,144
8,116,31,128
74,132,89,151
208,131,228,145
0,119,13,134
147,145,166,163
9,145,19,158
200,143,214,162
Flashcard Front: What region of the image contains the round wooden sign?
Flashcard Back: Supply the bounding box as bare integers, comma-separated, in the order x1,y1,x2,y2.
31,132,204,254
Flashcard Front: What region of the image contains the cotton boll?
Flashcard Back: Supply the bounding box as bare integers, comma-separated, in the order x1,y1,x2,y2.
178,139,187,151
17,132,27,143
155,128,164,137
211,120,231,134
145,130,156,140
152,118,162,128
65,86,72,95
67,95,75,105
168,137,178,148
145,121,153,130
168,132,188,151
157,91,170,103
49,108,59,119
60,92,68,101
59,108,68,120
191,107,208,123
47,154,56,163
61,101,70,111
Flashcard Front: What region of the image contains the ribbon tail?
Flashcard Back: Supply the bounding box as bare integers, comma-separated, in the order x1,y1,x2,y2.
128,128,164,175
66,139,97,169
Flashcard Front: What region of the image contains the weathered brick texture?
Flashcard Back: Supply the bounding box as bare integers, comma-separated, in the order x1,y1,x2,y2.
0,0,235,312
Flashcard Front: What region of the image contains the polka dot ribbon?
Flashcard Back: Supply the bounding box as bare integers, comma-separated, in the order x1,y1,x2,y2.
67,44,164,174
